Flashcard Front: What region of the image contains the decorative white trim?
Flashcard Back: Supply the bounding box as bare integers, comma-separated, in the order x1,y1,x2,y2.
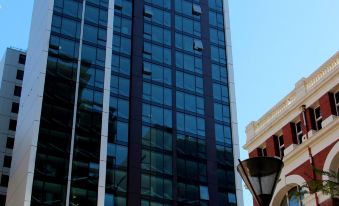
322,141,339,181
271,175,310,206
284,144,297,156
307,129,317,138
282,118,338,172
321,115,336,128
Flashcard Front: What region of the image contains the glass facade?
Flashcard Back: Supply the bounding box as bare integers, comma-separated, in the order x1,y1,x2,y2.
31,0,83,204
30,0,237,205
141,1,173,205
105,0,132,205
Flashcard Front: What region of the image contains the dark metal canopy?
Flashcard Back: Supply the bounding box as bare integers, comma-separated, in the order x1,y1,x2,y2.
237,157,283,206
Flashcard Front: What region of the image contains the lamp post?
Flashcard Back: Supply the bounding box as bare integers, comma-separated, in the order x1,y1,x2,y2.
237,157,283,206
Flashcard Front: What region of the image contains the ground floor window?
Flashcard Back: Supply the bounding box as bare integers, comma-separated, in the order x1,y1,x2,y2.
280,186,304,206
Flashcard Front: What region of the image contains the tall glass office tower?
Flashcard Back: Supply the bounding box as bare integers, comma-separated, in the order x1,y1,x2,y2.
7,0,243,206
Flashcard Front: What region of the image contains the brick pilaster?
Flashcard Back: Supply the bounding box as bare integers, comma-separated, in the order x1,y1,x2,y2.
249,148,261,158
282,122,297,148
319,92,336,119
266,135,279,157
300,107,316,134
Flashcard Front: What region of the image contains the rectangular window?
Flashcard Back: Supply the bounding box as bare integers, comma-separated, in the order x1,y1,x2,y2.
18,54,26,64
199,185,209,200
6,137,14,149
335,91,339,116
16,70,24,80
314,107,322,130
14,86,22,97
8,119,17,131
278,135,285,158
295,122,303,144
0,194,5,205
0,175,9,187
259,147,267,157
11,102,19,113
3,156,12,168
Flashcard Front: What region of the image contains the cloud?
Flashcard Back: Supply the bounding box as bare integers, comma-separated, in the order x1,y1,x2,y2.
0,4,2,9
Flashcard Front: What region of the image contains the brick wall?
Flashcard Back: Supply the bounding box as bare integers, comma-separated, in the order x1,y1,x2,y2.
319,92,336,119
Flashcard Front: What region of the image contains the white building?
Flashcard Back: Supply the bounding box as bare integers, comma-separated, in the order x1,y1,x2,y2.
0,47,26,205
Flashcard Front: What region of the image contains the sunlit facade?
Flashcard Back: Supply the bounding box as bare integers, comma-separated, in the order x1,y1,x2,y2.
0,48,26,205
244,52,339,206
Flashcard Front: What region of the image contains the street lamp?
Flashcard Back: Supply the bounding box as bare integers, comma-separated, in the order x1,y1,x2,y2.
237,157,283,206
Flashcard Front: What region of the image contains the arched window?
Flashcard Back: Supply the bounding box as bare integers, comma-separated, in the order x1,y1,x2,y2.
280,186,304,206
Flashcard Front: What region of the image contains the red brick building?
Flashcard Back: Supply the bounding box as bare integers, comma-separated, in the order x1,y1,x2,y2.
244,52,339,206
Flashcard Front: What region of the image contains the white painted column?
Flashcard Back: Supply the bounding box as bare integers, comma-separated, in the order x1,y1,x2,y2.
223,0,244,205
97,0,115,205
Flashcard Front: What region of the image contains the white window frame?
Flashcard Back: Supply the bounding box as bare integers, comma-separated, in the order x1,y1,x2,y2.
335,91,339,116
280,186,304,206
259,147,267,157
314,106,322,131
295,121,303,144
277,135,285,158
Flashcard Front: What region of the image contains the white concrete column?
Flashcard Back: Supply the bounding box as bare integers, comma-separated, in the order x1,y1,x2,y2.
97,0,115,205
223,0,244,205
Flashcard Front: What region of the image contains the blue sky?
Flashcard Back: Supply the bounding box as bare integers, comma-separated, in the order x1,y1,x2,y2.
1,0,339,205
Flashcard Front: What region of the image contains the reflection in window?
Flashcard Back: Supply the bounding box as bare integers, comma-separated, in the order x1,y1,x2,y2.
143,42,171,65
215,124,232,146
177,112,205,136
143,83,172,106
143,62,172,85
212,64,227,83
145,0,171,9
176,71,204,94
142,126,172,151
175,52,202,74
144,5,171,27
213,83,228,102
111,76,130,97
143,104,172,128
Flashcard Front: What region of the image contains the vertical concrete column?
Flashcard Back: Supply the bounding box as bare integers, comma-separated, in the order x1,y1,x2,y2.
97,0,115,205
200,0,219,204
127,0,143,205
